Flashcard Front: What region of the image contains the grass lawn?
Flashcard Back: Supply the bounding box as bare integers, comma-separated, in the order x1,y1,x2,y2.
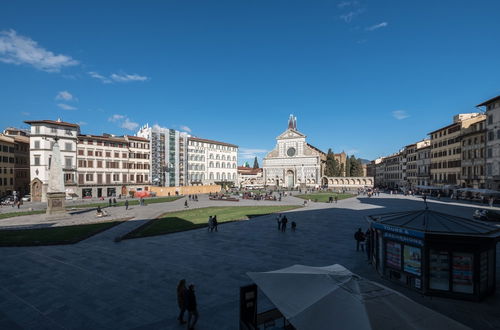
295,193,356,203
69,196,183,209
123,205,301,239
0,220,124,247
0,210,45,220
0,196,183,221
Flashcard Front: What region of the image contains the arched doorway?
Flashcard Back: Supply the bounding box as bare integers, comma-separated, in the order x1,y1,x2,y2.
286,170,294,188
321,177,328,187
31,178,42,202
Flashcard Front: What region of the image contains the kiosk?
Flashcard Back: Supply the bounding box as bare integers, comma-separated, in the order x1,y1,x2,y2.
367,209,500,300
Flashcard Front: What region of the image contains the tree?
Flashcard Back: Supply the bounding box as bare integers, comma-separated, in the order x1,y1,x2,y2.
345,155,351,177
348,155,364,176
253,157,259,169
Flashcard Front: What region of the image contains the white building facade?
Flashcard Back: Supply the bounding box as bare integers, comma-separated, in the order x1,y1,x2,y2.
263,116,325,188
478,96,500,190
188,137,238,185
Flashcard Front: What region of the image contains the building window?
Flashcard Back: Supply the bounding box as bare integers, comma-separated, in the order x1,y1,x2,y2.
65,157,72,169
35,126,40,134
51,127,56,133
85,174,93,182
34,155,40,166
65,143,72,151
34,140,40,149
488,115,493,125
488,148,493,158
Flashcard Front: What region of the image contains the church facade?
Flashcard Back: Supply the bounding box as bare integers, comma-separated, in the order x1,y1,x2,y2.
263,116,326,188
263,115,374,189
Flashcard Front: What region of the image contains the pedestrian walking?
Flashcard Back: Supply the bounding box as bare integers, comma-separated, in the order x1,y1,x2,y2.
177,279,187,324
185,200,189,208
212,215,218,232
207,216,213,232
109,198,112,207
276,214,282,230
185,284,198,330
125,199,129,210
291,221,296,231
113,197,117,206
281,215,288,232
354,228,365,251
334,195,338,203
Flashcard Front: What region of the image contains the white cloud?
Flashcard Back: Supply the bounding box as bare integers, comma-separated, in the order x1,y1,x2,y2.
366,22,388,31
239,148,268,160
340,9,364,23
108,114,138,131
110,73,148,82
55,90,74,101
179,125,192,133
392,110,409,120
338,1,358,8
57,103,77,111
88,71,112,84
0,29,79,72
108,114,125,122
77,121,87,126
88,71,149,84
121,118,139,131
21,111,30,116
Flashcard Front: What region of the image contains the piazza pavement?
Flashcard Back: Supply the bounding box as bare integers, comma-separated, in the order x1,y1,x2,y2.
0,193,499,329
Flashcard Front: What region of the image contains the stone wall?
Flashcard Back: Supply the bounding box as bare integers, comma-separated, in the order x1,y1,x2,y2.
148,184,221,196
321,176,374,188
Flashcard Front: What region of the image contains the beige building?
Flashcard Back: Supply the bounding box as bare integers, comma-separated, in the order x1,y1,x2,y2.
477,95,500,190
237,166,264,188
0,135,16,197
460,119,486,189
383,152,404,189
1,128,30,196
188,137,238,185
76,134,151,198
429,113,485,188
416,140,431,187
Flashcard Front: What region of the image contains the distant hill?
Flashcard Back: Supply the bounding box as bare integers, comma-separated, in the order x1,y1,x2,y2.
359,158,370,164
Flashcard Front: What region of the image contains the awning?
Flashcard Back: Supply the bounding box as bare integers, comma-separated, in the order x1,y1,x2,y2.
248,264,470,330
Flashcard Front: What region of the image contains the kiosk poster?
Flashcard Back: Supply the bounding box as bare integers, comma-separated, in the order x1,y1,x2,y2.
386,241,401,269
429,250,449,291
452,252,473,294
404,245,422,276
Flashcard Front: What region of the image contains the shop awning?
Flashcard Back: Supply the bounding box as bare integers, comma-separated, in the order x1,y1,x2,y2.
247,264,470,330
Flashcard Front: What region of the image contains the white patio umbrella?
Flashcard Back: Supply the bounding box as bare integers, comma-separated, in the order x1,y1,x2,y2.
247,264,470,330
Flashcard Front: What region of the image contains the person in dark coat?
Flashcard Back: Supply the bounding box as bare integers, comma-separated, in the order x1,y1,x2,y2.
177,279,187,324
276,214,282,230
185,200,189,208
125,200,129,210
212,215,218,232
291,221,296,232
185,284,198,330
354,228,365,251
281,216,288,232
109,198,112,207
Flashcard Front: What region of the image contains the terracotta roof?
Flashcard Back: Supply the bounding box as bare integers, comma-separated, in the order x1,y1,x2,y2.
24,120,79,128
126,135,149,142
189,136,238,148
477,95,500,107
428,122,460,135
78,134,127,143
306,143,326,155
237,166,262,175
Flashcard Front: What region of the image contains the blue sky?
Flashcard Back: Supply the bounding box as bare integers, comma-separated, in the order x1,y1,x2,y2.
1,0,500,163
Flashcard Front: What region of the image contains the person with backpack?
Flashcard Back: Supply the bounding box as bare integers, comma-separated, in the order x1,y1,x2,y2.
354,228,365,251
185,284,198,330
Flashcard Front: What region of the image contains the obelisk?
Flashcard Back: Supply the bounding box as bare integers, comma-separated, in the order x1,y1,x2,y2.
46,137,68,219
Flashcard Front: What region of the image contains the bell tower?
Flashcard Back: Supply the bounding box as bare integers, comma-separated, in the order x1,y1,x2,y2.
287,114,297,130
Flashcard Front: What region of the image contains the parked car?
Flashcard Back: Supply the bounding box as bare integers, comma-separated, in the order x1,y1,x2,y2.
21,195,31,202
473,209,500,222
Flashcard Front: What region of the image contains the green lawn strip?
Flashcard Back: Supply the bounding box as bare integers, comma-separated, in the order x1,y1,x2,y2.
0,220,126,247
68,196,183,209
295,193,356,203
123,205,302,239
0,210,45,220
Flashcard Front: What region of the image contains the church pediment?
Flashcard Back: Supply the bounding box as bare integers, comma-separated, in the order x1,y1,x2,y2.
276,129,306,140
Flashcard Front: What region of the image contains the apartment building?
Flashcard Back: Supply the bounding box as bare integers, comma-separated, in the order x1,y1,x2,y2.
136,124,188,187
416,140,431,186
0,135,15,197
188,137,238,185
76,134,150,198
477,95,500,190
383,152,403,189
404,143,417,190
460,119,486,189
26,119,80,202
3,128,30,196
429,113,485,188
